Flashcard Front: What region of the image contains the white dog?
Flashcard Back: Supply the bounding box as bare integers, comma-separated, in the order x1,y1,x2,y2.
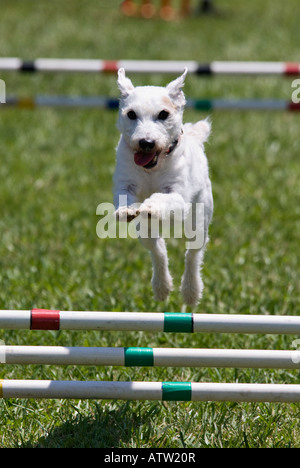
113,68,213,306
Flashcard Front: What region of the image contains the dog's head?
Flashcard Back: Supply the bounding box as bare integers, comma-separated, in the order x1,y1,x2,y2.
117,68,187,170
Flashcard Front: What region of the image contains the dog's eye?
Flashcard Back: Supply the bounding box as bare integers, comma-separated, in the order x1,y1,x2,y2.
158,110,169,121
127,110,137,120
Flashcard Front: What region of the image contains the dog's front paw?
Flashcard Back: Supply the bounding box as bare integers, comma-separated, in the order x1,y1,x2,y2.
139,201,161,219
114,206,139,222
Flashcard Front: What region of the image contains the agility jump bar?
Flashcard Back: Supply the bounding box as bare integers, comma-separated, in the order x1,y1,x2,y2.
1,345,300,369
1,379,300,402
1,309,300,334
2,96,300,111
0,59,300,75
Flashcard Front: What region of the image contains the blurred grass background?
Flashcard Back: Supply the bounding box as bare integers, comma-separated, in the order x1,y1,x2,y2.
0,0,300,448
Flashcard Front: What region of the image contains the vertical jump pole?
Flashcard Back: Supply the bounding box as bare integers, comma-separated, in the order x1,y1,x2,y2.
140,0,156,18
121,0,137,16
180,0,190,16
160,0,176,20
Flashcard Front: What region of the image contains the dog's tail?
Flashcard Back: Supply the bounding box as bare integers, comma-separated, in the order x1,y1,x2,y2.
184,118,211,145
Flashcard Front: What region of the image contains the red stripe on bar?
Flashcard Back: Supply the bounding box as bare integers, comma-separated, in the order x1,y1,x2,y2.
288,102,300,111
285,63,300,75
31,309,60,330
103,61,119,73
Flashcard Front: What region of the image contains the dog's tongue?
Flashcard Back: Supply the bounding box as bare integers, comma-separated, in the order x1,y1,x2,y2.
134,152,156,167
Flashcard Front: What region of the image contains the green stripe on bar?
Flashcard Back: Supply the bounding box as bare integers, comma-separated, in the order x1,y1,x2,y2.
162,382,192,401
194,99,213,111
163,313,193,333
124,347,154,367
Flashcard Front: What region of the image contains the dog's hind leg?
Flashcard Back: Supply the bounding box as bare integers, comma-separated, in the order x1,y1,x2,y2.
139,236,173,301
181,193,212,306
180,245,206,306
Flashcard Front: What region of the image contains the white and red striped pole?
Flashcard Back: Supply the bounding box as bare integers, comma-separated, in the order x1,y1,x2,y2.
1,309,300,334
0,58,299,75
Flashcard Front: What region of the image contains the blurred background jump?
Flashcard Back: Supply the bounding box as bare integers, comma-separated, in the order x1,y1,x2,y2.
1,58,299,112
121,0,214,20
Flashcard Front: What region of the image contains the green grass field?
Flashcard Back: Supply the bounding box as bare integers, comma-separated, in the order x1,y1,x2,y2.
0,0,300,448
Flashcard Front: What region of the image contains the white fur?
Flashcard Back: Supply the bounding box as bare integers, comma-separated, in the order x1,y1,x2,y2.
113,68,213,306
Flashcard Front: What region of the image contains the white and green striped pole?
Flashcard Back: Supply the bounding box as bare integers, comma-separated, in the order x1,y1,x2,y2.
2,96,300,112
1,346,300,369
1,380,300,402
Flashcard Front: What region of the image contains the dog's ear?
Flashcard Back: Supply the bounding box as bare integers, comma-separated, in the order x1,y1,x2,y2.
166,68,187,108
117,68,135,98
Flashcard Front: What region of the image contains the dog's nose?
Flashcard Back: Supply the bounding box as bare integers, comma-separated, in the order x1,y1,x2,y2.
139,139,155,151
